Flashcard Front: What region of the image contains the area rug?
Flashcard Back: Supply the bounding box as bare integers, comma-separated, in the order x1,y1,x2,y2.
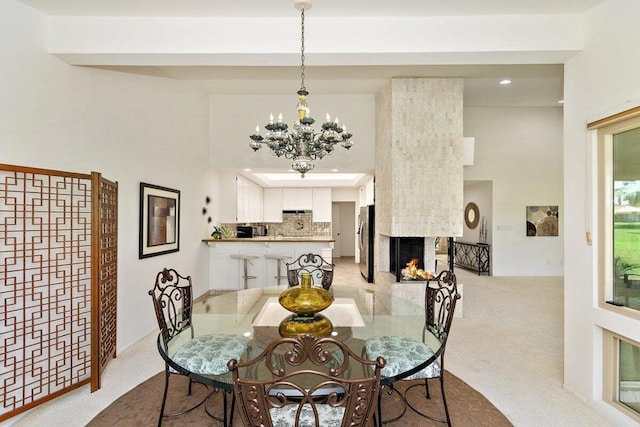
88,370,512,426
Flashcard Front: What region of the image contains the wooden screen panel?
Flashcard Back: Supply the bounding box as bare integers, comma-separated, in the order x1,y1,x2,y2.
91,173,118,391
0,165,107,421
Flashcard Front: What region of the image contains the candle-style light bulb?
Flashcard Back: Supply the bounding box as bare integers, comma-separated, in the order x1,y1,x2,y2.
335,117,340,125
269,113,274,124
278,113,283,123
342,125,347,133
326,113,331,123
255,125,260,134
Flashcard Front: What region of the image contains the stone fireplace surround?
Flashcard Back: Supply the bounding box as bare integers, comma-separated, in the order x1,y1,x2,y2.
373,78,463,289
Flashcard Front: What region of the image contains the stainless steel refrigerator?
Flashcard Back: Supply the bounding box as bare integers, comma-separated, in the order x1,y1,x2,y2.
358,205,375,283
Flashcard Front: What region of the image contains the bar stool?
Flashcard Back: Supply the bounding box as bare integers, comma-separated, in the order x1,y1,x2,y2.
264,253,292,286
230,254,260,289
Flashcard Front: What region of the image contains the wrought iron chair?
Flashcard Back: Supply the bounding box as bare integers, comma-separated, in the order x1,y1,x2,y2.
228,333,386,427
149,268,249,426
365,270,461,426
286,252,335,290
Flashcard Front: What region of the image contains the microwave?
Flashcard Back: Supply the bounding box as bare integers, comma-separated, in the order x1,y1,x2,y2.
236,226,254,238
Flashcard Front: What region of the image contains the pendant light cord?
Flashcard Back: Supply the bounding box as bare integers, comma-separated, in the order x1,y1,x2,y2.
299,7,307,94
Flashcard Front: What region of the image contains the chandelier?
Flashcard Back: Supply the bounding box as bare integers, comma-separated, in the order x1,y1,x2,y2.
249,0,354,178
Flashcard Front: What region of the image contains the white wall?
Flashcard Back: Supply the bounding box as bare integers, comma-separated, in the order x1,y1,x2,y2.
564,1,640,424
0,0,213,352
464,106,564,275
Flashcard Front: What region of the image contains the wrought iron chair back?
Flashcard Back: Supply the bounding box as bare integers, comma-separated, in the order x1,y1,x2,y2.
228,334,386,427
149,268,194,348
403,269,461,426
286,252,335,290
149,268,226,427
425,270,461,344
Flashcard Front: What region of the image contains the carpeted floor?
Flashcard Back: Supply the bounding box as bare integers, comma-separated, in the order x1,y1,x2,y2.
88,370,512,426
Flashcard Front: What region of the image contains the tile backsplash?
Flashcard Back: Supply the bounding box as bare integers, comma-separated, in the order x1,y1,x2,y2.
223,212,331,237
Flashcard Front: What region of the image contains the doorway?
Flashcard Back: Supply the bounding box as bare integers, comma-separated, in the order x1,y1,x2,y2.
332,202,356,258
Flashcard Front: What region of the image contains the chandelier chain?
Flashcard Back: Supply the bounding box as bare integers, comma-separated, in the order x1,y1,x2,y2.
248,0,354,178
300,7,306,92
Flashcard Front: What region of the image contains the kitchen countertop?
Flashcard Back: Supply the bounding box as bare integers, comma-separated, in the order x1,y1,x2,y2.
202,237,335,243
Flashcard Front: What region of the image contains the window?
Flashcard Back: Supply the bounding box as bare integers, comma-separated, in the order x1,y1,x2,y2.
593,108,640,422
612,127,640,310
619,339,640,413
603,331,640,421
593,110,640,313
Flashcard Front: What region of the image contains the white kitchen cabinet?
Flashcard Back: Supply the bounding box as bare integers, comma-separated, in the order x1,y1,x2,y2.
282,188,312,210
220,174,264,223
238,175,264,223
298,189,313,210
245,178,263,222
235,175,247,223
219,173,239,223
312,188,332,222
263,188,283,222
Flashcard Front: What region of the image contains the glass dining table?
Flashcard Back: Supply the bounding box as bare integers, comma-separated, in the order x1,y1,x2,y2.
157,283,444,391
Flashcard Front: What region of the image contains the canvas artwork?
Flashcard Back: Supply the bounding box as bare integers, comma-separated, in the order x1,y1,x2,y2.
139,182,180,258
526,205,559,237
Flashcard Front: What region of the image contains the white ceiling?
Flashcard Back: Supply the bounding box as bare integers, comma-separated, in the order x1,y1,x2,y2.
17,0,601,185
93,64,565,107
17,0,588,105
18,0,605,17
18,0,589,105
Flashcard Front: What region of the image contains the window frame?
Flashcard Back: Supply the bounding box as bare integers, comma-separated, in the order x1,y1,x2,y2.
591,108,640,318
603,330,640,422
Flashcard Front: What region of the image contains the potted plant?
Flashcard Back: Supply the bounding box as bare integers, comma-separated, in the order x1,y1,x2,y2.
614,256,640,284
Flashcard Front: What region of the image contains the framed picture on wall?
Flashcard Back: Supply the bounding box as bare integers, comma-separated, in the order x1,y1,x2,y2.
526,205,559,237
139,182,180,258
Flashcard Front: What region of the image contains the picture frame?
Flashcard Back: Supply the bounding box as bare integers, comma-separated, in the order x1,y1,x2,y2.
139,182,180,258
526,205,559,237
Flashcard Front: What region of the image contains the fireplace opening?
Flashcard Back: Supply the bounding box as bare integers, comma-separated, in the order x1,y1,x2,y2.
389,237,425,282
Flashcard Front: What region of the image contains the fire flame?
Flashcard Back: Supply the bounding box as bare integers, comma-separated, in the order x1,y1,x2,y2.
401,258,434,281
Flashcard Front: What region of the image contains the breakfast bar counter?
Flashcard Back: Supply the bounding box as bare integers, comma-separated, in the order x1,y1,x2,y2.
202,237,335,243
203,237,334,290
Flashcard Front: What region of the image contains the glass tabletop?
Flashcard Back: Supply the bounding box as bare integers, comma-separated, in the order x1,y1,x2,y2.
158,284,444,389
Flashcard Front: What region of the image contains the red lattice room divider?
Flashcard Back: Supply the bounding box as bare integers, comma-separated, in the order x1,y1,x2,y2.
0,164,118,421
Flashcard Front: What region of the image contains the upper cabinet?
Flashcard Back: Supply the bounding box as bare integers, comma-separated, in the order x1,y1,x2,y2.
282,188,313,210
263,188,283,222
239,175,263,223
219,177,332,225
219,173,263,223
312,188,332,222
219,173,239,223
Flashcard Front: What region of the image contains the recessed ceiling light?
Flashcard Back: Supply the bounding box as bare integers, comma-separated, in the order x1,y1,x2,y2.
499,79,512,85
243,168,252,172
331,169,339,172
558,100,565,104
